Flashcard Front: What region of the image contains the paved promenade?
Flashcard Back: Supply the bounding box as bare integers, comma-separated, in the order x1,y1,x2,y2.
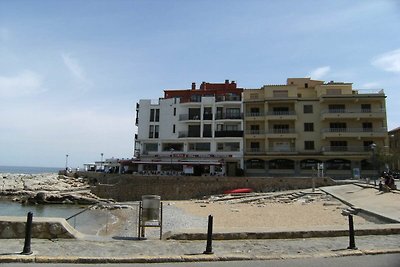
1,183,400,264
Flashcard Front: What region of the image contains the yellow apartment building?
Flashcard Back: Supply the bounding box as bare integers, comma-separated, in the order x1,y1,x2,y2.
243,78,388,179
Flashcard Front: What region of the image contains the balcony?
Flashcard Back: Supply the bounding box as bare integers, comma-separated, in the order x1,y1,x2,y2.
265,111,297,120
246,148,265,154
266,128,297,138
179,114,201,121
215,113,243,120
245,130,266,137
266,147,297,154
215,95,241,102
215,130,243,138
320,109,386,120
178,131,201,138
321,146,373,154
321,127,387,138
245,112,265,121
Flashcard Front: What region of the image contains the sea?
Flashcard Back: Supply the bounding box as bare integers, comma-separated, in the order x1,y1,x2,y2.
0,165,61,174
0,165,110,235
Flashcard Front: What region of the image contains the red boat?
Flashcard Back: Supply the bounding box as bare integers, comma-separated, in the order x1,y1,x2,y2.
223,188,253,194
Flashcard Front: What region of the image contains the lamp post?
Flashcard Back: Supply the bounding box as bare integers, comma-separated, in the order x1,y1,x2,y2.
65,154,69,171
170,148,174,174
370,143,377,185
100,153,104,171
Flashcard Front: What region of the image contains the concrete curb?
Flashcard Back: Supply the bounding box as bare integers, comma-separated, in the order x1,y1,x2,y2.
165,224,400,240
1,249,400,264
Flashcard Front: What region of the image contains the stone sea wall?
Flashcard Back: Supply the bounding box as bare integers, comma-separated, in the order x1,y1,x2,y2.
84,173,335,201
0,216,80,239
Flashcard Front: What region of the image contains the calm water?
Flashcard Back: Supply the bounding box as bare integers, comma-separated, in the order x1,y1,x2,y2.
0,165,61,174
0,165,110,235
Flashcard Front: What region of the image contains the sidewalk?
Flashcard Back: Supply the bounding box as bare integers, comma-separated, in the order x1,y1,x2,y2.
1,235,400,263
1,183,400,263
320,183,400,223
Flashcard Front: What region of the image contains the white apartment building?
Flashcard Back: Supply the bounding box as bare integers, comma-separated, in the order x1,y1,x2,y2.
133,81,244,176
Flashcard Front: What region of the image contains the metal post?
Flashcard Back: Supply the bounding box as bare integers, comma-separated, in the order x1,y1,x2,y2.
203,215,214,254
347,214,357,250
21,212,33,255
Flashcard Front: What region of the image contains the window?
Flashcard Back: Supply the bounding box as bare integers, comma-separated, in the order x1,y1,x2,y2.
189,108,201,120
203,124,212,137
246,159,265,169
188,143,211,151
364,141,374,151
362,122,373,132
154,125,159,138
304,141,315,150
150,109,155,122
173,124,176,133
144,143,158,152
150,109,160,122
250,142,260,152
269,159,294,169
304,123,314,132
330,141,347,151
216,142,240,152
250,107,260,116
361,104,371,113
173,108,176,116
303,105,313,113
203,107,212,120
273,124,289,133
330,122,347,132
304,83,308,88
149,125,154,138
226,108,241,119
273,107,289,115
329,104,345,113
188,125,200,137
250,125,260,134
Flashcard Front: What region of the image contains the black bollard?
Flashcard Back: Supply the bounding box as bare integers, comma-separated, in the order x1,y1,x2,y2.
21,212,33,255
347,214,357,250
203,215,214,254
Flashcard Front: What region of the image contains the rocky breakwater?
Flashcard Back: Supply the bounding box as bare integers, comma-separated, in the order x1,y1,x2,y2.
0,173,107,205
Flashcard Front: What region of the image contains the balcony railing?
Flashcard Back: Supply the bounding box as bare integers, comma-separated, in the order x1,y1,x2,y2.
179,114,201,121
215,95,241,102
245,130,266,135
267,128,296,134
246,148,265,153
246,112,264,117
215,130,243,137
266,147,296,152
178,131,201,138
215,113,243,120
321,108,386,114
322,146,373,152
266,111,296,116
321,128,387,133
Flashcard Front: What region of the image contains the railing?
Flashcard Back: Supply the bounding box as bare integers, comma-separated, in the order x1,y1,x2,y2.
179,114,201,121
246,112,264,117
267,128,296,134
215,95,241,102
321,127,387,133
320,108,385,114
245,130,265,135
322,146,373,152
178,131,201,138
266,147,296,152
246,148,265,153
215,130,243,137
215,113,243,120
266,111,296,116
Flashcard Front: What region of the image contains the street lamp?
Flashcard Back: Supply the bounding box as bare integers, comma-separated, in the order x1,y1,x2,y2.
170,148,174,173
100,153,104,171
65,154,69,171
370,143,377,185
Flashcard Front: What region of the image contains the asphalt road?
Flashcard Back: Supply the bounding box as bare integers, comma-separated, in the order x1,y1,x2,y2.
2,254,400,267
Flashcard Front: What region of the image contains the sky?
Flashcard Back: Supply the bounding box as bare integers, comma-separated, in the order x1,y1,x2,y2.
1,0,400,168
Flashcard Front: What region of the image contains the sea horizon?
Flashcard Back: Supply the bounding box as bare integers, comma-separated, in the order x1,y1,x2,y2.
0,165,62,174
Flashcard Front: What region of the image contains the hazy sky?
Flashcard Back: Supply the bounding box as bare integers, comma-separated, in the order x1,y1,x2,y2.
1,0,400,168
